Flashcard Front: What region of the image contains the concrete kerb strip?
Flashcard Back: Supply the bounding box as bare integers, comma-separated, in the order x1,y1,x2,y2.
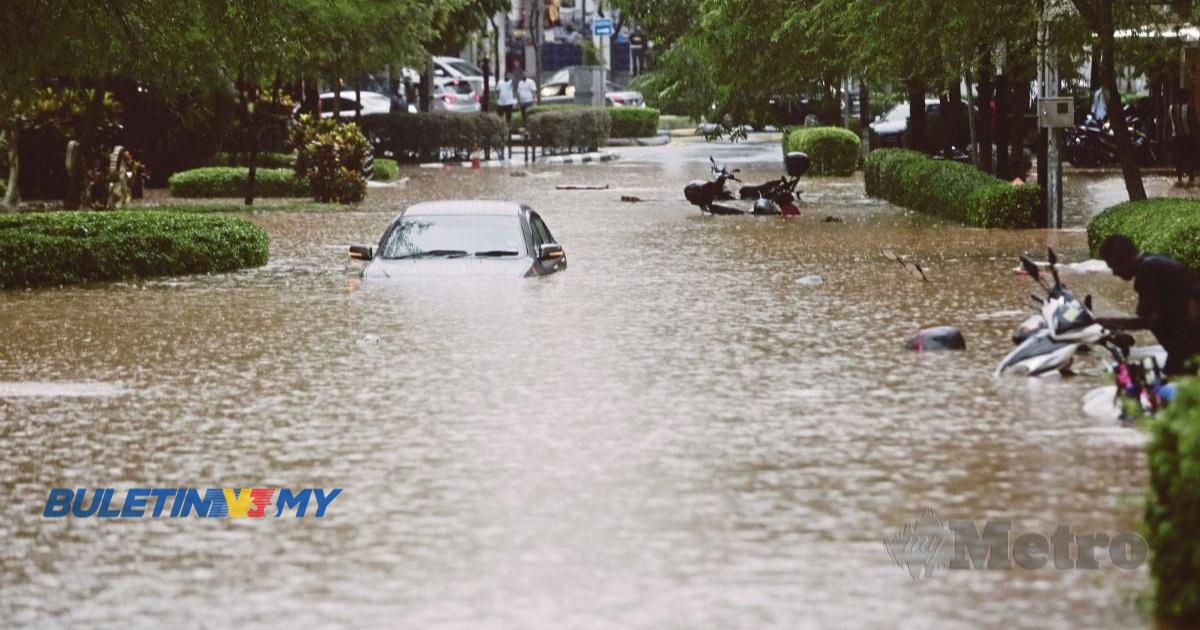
418,152,621,169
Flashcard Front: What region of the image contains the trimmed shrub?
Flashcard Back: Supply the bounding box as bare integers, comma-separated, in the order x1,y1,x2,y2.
782,126,860,176
372,158,399,181
0,211,268,288
610,107,660,138
291,115,369,204
527,104,584,115
358,112,507,163
864,149,1040,228
1145,377,1200,623
212,151,294,169
168,167,306,198
526,107,611,152
1087,199,1200,270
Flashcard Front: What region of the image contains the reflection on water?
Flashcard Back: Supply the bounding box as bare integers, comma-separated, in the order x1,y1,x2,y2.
0,141,1151,628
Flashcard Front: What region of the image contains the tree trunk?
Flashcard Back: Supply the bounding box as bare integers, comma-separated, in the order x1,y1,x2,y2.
978,50,994,173
995,72,1009,178
906,80,927,152
64,80,108,209
947,81,964,148
938,92,952,156
1097,7,1146,199
859,80,871,155
419,58,432,113
355,80,362,123
965,69,980,167
2,126,18,209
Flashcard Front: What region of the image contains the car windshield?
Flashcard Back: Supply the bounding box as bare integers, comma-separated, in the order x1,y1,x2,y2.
379,214,525,259
435,81,473,95
884,103,910,122
447,61,483,77
548,70,569,84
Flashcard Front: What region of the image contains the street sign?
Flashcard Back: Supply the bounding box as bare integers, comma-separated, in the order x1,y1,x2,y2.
592,18,614,36
1038,97,1074,128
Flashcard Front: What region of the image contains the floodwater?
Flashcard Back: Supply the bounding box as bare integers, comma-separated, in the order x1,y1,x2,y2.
0,137,1163,628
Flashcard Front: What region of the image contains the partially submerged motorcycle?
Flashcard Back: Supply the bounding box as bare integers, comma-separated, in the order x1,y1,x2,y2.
995,249,1173,422
684,153,810,216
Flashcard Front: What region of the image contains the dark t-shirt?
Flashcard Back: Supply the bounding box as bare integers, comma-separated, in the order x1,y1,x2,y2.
1134,254,1200,373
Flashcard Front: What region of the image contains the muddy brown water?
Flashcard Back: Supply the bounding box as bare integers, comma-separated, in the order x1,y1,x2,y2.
0,139,1170,628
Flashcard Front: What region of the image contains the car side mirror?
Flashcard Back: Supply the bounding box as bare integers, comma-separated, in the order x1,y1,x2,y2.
349,245,374,261
538,243,565,261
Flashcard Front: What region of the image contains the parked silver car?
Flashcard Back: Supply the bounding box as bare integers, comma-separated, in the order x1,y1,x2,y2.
432,79,481,113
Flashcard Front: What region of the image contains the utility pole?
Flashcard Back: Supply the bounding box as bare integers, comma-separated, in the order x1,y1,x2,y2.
1038,0,1064,228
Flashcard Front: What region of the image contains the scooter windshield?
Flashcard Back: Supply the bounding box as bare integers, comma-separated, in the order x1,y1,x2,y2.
1048,287,1095,335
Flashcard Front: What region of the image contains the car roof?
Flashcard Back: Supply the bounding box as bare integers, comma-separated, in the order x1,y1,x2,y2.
319,91,389,101
402,200,524,217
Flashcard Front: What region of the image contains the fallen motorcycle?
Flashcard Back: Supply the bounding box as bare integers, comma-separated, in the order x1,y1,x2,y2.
684,153,809,216
995,249,1173,422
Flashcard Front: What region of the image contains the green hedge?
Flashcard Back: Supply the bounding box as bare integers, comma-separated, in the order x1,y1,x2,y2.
526,107,611,152
359,113,507,163
1145,377,1200,623
0,211,269,288
1087,199,1200,270
783,127,861,176
168,167,307,198
372,158,399,181
864,149,1040,228
610,107,660,138
211,151,294,169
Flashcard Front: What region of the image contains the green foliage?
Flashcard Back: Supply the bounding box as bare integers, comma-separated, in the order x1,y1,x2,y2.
212,151,294,169
525,104,585,117
526,108,611,151
0,211,268,288
864,149,1039,228
782,126,860,176
359,112,507,163
168,167,306,198
609,107,661,138
290,115,369,204
1087,199,1200,270
372,158,399,181
1144,377,1200,623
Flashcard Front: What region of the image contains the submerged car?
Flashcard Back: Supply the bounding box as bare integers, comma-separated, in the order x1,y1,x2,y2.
349,201,567,278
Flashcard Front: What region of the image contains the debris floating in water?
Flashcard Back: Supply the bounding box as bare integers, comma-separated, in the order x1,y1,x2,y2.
556,184,609,190
796,274,825,286
882,249,930,282
823,216,844,223
907,326,966,351
620,195,644,203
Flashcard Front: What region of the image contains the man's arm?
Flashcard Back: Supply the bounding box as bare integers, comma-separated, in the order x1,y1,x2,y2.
1095,315,1155,331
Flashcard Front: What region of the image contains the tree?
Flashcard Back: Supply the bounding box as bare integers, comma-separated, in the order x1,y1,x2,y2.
1071,0,1145,201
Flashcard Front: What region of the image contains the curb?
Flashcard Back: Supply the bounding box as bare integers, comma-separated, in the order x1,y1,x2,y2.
419,151,621,168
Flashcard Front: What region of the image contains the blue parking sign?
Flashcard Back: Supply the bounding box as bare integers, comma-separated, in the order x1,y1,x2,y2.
592,18,614,36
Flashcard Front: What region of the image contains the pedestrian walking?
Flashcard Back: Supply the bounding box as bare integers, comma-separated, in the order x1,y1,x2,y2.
517,72,538,118
497,74,516,124
1169,88,1198,187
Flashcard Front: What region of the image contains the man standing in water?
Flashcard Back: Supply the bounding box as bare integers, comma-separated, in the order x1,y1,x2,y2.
1097,235,1200,375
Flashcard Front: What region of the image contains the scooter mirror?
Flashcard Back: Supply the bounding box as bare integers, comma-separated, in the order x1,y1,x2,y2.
1084,294,1093,310
1047,248,1058,267
1019,255,1041,280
